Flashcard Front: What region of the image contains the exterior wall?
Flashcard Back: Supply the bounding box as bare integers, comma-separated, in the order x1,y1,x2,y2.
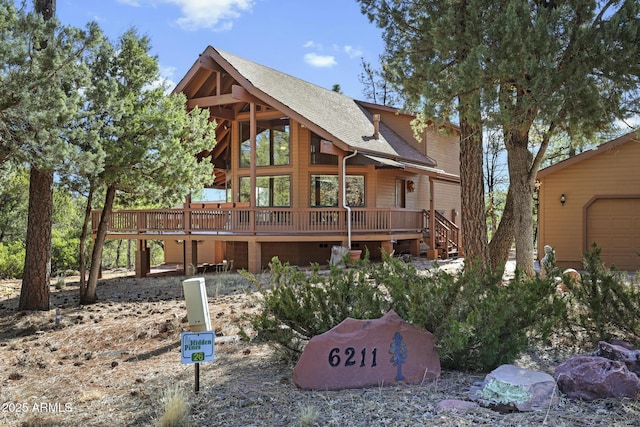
538,139,640,269
164,240,223,264
424,127,460,176
373,109,460,176
435,181,462,225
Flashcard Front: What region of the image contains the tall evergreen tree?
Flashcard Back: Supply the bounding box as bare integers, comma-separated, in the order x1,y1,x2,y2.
0,0,100,309
80,30,216,304
359,0,640,275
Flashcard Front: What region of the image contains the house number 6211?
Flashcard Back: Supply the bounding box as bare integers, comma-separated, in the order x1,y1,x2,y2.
328,347,378,368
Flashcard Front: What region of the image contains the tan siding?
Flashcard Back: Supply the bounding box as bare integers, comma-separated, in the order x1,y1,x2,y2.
435,181,462,225
538,140,640,268
164,240,221,264
426,127,460,175
368,107,460,176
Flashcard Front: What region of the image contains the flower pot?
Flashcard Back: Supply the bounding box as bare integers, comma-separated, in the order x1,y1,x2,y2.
348,249,362,263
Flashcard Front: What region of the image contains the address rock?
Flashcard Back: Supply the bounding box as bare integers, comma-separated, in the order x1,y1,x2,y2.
554,356,640,400
469,364,558,412
293,310,440,390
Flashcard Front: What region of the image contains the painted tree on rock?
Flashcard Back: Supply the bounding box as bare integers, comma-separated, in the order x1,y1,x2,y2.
389,332,407,381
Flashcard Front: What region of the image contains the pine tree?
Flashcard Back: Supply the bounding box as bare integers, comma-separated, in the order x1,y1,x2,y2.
359,0,640,275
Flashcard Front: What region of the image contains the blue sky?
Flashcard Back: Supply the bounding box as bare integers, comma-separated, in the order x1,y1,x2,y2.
53,0,385,99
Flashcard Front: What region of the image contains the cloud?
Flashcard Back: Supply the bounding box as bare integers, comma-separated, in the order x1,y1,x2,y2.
116,0,142,6
119,0,254,31
304,53,337,68
303,40,323,50
343,45,363,59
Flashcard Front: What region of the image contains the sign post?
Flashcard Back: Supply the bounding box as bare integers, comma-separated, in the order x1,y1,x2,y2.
182,277,214,393
181,331,215,393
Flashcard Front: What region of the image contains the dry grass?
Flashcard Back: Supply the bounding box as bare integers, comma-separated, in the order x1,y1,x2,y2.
1,266,639,427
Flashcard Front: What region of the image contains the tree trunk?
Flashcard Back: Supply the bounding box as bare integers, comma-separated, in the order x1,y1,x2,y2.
458,96,489,269
83,184,116,304
505,129,535,277
78,183,94,300
18,0,57,312
19,168,53,311
489,187,515,274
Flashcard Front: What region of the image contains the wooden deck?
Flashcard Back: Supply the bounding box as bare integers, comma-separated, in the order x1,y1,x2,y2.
93,206,421,235
92,205,459,255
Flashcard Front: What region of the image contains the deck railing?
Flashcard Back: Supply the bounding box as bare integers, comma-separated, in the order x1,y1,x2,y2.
91,206,426,236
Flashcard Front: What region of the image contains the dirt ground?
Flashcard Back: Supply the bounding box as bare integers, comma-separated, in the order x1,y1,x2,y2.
1,264,639,427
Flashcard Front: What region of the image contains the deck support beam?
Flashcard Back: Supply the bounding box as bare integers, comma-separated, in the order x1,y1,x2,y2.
247,241,262,274
380,240,393,256
135,239,150,278
409,238,421,257
183,239,198,276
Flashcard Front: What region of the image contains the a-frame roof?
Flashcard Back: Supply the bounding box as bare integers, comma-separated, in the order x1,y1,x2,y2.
537,131,640,178
175,46,440,168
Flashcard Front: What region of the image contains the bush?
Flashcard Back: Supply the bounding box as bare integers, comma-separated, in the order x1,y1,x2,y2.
245,255,386,361
246,253,565,372
369,256,565,371
51,229,80,274
0,241,26,279
563,243,640,347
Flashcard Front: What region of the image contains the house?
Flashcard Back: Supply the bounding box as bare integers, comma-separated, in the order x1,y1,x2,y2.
536,131,640,271
94,46,462,274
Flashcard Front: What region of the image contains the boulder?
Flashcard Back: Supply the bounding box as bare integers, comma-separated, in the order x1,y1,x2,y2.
554,356,640,400
592,341,640,375
469,364,558,412
293,310,440,390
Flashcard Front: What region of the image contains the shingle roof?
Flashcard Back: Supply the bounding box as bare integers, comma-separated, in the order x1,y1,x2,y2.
212,47,437,167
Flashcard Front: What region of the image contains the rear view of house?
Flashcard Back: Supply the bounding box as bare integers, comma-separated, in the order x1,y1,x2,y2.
536,131,640,271
93,46,463,274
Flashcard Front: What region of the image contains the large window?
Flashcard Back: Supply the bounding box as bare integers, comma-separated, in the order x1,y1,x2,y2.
239,118,290,167
310,132,338,165
239,175,291,207
310,175,365,207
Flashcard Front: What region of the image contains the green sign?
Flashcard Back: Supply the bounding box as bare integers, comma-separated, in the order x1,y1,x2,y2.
181,332,215,364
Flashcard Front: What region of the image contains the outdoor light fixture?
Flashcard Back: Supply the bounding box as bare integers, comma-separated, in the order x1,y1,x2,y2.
560,194,566,206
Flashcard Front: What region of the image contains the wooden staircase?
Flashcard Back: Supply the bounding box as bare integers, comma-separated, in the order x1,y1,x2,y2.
423,210,460,258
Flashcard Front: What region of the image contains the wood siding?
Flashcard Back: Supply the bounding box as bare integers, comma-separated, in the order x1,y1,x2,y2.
537,139,640,269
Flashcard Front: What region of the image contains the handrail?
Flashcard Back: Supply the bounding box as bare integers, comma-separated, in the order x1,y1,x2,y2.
424,210,460,257
91,206,426,236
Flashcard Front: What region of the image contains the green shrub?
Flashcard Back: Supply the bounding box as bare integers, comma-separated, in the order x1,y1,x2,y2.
369,255,565,371
246,253,565,371
245,255,386,361
51,229,80,274
564,243,640,347
0,241,26,279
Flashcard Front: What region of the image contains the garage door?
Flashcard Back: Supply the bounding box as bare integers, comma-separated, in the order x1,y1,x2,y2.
586,198,640,270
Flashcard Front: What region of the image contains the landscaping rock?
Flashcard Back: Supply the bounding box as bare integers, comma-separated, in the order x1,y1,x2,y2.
554,356,640,400
592,341,640,375
469,364,558,412
293,310,440,390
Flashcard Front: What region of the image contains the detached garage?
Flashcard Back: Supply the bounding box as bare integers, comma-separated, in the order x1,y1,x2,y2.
536,132,640,271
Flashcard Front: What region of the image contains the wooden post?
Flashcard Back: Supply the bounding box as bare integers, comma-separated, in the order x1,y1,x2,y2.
135,239,148,278
183,240,198,276
247,241,261,273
